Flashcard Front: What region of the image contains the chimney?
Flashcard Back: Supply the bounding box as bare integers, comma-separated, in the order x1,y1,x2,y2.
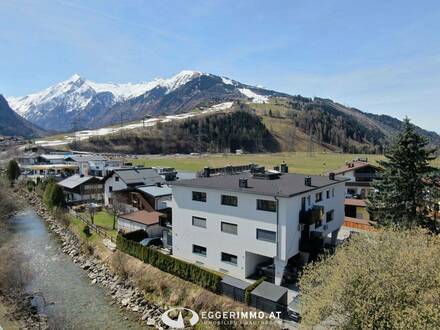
203,167,210,177
273,165,280,172
305,176,312,186
329,172,335,180
239,178,248,188
280,162,288,173
156,182,162,187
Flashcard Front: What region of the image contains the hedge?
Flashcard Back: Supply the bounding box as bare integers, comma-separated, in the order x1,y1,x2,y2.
116,232,223,293
244,276,266,304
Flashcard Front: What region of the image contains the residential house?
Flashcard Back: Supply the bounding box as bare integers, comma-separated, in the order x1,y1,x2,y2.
103,168,164,206
57,174,103,203
65,155,124,177
330,159,381,230
170,169,347,284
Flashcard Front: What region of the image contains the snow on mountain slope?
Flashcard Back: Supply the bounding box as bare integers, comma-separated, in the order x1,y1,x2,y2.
238,88,269,103
8,70,203,117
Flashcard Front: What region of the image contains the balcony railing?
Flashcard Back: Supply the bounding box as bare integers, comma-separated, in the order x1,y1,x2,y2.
299,205,324,225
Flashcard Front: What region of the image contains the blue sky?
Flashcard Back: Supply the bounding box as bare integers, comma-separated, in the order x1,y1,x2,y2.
1,0,439,132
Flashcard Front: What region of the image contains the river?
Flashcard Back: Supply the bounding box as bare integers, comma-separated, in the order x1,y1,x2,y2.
0,208,146,329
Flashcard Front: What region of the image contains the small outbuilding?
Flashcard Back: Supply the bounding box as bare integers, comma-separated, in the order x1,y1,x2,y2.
220,275,250,303
250,281,288,317
117,210,164,236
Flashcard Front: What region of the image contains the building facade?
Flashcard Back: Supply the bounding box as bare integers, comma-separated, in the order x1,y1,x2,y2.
170,171,347,284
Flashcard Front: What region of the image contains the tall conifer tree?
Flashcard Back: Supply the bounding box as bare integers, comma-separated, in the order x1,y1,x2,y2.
368,118,437,229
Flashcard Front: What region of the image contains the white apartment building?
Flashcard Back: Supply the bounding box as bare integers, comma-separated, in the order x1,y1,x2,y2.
170,171,347,284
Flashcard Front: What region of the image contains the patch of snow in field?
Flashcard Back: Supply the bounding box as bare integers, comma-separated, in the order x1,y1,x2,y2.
206,101,234,112
238,88,269,103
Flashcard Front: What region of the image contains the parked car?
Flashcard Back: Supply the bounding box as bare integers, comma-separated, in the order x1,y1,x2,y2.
139,237,163,247
287,295,301,322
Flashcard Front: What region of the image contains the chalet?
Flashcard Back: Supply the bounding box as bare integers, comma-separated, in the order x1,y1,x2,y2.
330,159,381,230
57,174,103,203
103,168,164,206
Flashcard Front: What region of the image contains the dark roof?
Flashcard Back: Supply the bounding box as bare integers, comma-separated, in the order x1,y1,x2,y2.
174,172,347,198
332,161,380,175
57,174,101,189
65,155,106,162
112,168,164,186
221,275,250,290
251,281,288,302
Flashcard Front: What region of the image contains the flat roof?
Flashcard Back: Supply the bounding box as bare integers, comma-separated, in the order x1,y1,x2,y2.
251,281,287,302
345,198,367,207
136,185,172,197
174,172,348,198
221,275,250,290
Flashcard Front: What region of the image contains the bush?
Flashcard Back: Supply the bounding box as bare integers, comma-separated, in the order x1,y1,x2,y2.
83,224,91,237
116,233,222,293
244,276,266,305
299,229,440,329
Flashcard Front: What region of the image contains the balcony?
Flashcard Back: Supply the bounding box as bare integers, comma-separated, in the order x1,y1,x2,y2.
299,205,324,225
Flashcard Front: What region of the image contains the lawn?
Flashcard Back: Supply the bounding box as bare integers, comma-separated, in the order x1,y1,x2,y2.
69,210,117,239
132,151,385,175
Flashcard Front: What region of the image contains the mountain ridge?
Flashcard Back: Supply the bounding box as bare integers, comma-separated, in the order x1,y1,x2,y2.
6,71,440,151
0,95,45,138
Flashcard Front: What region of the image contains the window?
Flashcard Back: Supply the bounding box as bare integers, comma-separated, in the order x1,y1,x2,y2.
326,190,330,199
307,195,311,206
115,176,119,182
192,191,207,202
221,252,237,265
301,197,306,211
109,186,113,192
192,216,207,228
192,244,207,256
332,188,335,197
221,195,238,207
315,192,323,202
221,222,237,235
326,210,334,223
256,199,277,212
256,229,276,242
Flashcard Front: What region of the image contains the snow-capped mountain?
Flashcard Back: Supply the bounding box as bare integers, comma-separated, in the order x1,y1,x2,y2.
7,70,286,132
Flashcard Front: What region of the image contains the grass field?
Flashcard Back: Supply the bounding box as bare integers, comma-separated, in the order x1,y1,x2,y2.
132,151,387,175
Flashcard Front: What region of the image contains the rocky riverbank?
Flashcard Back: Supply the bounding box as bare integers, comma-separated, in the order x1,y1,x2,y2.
23,191,166,329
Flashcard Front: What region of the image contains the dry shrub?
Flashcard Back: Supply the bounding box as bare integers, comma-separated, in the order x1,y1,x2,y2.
111,251,129,280
299,228,440,329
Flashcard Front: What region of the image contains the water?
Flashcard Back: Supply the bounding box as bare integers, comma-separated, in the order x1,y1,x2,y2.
0,208,146,329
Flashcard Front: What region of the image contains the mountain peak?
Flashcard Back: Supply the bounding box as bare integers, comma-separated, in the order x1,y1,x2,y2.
68,73,82,82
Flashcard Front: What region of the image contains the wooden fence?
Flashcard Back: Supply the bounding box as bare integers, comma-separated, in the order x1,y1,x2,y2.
70,209,116,243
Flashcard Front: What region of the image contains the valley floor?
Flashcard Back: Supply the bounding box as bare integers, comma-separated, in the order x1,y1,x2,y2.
132,151,386,174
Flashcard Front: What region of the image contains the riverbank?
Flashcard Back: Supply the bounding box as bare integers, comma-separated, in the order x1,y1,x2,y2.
21,190,166,328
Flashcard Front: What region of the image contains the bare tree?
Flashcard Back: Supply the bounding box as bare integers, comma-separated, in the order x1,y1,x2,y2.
108,192,126,230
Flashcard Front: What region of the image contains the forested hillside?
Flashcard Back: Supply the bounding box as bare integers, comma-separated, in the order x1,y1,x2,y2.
73,110,279,154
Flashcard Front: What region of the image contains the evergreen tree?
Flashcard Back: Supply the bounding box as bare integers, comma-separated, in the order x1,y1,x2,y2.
43,181,66,209
6,160,21,183
367,118,437,229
